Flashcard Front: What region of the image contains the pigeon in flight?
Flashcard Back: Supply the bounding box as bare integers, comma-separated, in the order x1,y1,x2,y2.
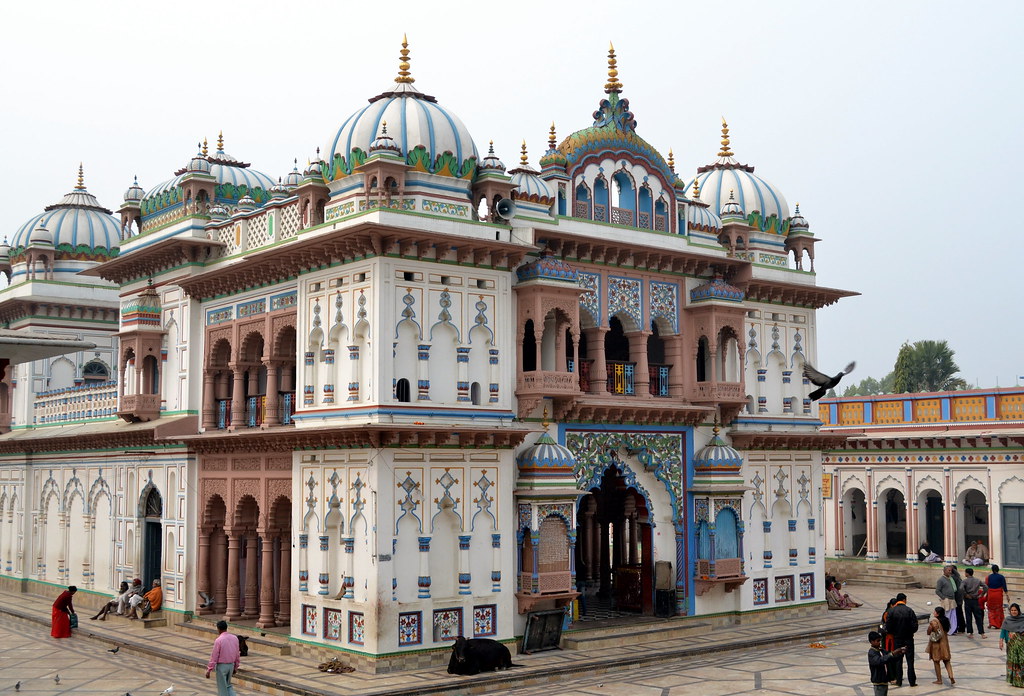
803,361,856,401
108,646,119,654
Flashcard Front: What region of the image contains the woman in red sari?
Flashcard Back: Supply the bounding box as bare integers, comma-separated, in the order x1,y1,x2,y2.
987,565,1008,630
50,586,77,638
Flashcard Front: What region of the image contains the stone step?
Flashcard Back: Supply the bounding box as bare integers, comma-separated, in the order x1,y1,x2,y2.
174,618,291,656
846,577,922,590
561,620,712,651
88,611,167,629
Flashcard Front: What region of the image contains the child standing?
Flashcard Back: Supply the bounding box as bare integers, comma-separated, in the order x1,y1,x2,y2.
926,606,955,685
868,630,905,696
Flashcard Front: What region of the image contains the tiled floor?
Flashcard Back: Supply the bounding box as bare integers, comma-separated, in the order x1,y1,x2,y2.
1,578,1021,696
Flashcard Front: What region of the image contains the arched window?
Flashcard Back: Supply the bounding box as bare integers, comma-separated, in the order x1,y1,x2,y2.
715,507,739,559
82,360,110,383
638,186,653,228
522,320,537,372
593,178,609,222
696,337,710,382
575,183,591,219
470,382,481,405
696,520,710,560
396,378,411,403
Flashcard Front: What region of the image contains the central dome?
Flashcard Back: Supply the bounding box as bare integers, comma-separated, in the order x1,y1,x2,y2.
323,38,479,183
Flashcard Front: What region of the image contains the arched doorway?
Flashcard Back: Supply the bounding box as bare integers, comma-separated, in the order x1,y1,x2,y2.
576,467,654,615
958,489,989,560
879,488,907,559
140,486,163,588
920,489,944,558
843,488,867,557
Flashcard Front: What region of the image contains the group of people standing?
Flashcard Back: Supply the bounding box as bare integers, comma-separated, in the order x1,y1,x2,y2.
870,563,1023,694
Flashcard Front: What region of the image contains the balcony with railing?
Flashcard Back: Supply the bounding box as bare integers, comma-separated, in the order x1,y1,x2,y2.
649,364,671,397
694,557,747,596
687,381,745,403
216,392,295,430
606,361,636,395
610,207,633,226
35,381,119,425
118,393,163,422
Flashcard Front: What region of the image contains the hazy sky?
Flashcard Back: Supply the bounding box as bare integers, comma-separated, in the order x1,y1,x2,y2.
1,1,1020,387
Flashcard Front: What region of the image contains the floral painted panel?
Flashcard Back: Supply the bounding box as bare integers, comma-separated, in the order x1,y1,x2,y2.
752,578,768,606
775,575,794,603
433,607,463,642
324,608,342,640
349,611,365,645
799,573,814,600
398,611,422,646
473,604,497,637
302,604,317,636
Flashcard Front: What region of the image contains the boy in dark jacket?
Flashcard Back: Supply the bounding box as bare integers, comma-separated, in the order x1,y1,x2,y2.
868,630,905,696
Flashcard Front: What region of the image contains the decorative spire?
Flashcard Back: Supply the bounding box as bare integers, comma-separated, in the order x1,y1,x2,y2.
520,140,529,167
795,202,801,214
541,407,550,431
548,122,557,151
217,130,224,152
692,176,700,198
381,120,388,136
395,34,415,84
202,138,209,157
488,140,495,155
718,117,733,157
604,42,623,94
75,163,85,190
667,149,675,173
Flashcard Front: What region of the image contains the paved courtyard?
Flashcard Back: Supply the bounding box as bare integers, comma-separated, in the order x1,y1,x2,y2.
502,631,1016,696
0,623,256,696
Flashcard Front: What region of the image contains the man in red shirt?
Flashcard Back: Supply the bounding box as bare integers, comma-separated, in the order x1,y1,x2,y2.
206,620,240,696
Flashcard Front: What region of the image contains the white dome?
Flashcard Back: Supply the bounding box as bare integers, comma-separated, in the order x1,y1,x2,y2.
13,168,119,256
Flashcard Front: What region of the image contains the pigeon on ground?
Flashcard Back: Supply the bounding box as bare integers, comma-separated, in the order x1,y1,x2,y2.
159,686,174,695
54,674,60,685
107,646,119,653
14,681,20,692
803,361,856,401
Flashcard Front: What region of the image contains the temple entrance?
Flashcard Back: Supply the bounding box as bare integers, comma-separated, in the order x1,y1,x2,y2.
141,487,163,588
922,490,944,557
880,489,907,559
576,467,654,617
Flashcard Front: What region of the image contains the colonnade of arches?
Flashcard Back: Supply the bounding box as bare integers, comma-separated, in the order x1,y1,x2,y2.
202,324,297,430
574,172,670,232
198,493,292,627
837,483,990,562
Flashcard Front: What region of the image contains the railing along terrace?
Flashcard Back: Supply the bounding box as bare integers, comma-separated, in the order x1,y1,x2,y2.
217,392,295,429
606,361,636,396
649,364,671,397
34,381,118,424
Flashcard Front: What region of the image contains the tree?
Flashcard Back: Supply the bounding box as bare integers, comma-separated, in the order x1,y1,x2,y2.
892,340,967,393
842,371,895,396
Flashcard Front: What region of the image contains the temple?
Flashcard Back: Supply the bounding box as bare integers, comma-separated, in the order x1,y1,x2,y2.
0,40,856,671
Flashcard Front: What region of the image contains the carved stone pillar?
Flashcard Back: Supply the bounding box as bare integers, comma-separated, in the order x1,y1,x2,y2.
277,535,291,624
257,531,276,627
627,331,651,397
242,534,259,619
202,372,216,429
224,530,241,620
265,363,280,427
584,327,608,393
230,365,245,429
197,527,212,614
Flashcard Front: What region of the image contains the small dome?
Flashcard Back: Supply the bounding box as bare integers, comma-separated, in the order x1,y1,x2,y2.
508,143,554,203
122,281,162,329
687,179,722,234
29,223,53,247
478,141,506,173
187,144,212,173
237,195,256,211
207,204,229,220
720,189,744,219
517,432,576,476
0,238,11,262
693,428,743,471
285,159,302,188
369,121,403,155
516,252,578,283
690,276,744,303
323,38,478,182
304,158,324,178
538,123,567,170
269,178,290,199
123,175,145,202
789,203,809,231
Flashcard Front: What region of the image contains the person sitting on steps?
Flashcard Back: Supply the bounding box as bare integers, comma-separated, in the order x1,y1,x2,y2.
90,581,129,621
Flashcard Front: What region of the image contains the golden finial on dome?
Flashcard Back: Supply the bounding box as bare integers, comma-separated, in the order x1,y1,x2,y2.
488,139,495,155
605,41,623,94
667,149,675,173
542,407,550,431
75,163,85,190
548,122,557,151
202,138,209,157
396,34,415,84
692,176,701,198
217,130,224,152
520,140,529,167
718,117,733,157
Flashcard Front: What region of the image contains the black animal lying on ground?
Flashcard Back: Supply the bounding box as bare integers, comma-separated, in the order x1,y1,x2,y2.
446,636,519,675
